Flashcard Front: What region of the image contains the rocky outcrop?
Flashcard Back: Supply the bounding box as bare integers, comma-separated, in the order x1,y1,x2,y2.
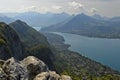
34,71,72,80
61,75,72,80
34,71,60,80
0,57,28,80
22,56,48,80
0,56,72,80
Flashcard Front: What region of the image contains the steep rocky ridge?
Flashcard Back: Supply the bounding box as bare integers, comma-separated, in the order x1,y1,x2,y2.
9,20,48,47
0,22,25,60
9,20,55,70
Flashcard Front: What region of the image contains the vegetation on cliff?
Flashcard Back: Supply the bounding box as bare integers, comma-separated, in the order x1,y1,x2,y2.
0,22,25,60
9,20,55,70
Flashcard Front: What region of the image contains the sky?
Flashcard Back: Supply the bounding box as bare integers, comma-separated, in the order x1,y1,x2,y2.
0,0,119,17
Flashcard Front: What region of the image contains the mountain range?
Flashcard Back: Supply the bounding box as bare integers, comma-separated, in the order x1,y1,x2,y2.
12,12,71,27
0,12,71,28
41,13,120,38
0,16,14,24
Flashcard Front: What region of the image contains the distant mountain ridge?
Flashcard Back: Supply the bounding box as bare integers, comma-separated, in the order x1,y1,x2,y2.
12,12,71,27
41,13,120,39
92,14,109,20
0,16,14,24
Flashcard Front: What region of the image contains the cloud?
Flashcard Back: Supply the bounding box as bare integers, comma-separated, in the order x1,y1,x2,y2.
52,5,62,10
0,0,119,17
19,6,37,12
25,6,37,10
90,8,98,13
67,1,89,14
68,1,84,9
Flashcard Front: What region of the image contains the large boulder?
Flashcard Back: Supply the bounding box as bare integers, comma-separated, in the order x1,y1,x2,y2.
22,56,48,80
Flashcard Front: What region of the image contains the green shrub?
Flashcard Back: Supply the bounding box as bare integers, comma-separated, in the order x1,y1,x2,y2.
0,38,6,45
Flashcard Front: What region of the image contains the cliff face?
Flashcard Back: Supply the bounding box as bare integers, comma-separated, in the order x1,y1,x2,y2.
0,22,25,60
9,20,55,70
9,20,48,47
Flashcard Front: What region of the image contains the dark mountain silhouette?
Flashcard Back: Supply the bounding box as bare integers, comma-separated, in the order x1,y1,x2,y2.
0,22,25,60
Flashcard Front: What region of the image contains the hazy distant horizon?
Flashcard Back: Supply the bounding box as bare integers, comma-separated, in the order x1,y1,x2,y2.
0,11,119,19
0,0,119,17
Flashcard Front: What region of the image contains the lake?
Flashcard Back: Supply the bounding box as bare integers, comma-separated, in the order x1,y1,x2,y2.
53,32,120,71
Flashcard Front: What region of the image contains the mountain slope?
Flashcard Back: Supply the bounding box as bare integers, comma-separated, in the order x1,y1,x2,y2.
9,20,55,70
0,22,25,60
44,32,120,80
41,13,120,39
9,20,48,47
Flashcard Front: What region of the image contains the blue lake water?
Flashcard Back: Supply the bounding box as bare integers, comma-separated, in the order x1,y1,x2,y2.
53,32,120,71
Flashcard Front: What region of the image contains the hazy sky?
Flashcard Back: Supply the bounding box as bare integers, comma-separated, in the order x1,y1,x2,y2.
0,0,119,17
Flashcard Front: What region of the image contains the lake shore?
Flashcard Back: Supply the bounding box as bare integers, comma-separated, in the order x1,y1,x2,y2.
45,32,120,72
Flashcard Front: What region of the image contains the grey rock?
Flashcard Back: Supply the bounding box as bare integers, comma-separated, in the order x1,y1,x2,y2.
22,56,49,80
34,71,61,80
0,67,8,80
0,56,72,80
34,71,72,80
61,75,72,80
2,57,28,80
